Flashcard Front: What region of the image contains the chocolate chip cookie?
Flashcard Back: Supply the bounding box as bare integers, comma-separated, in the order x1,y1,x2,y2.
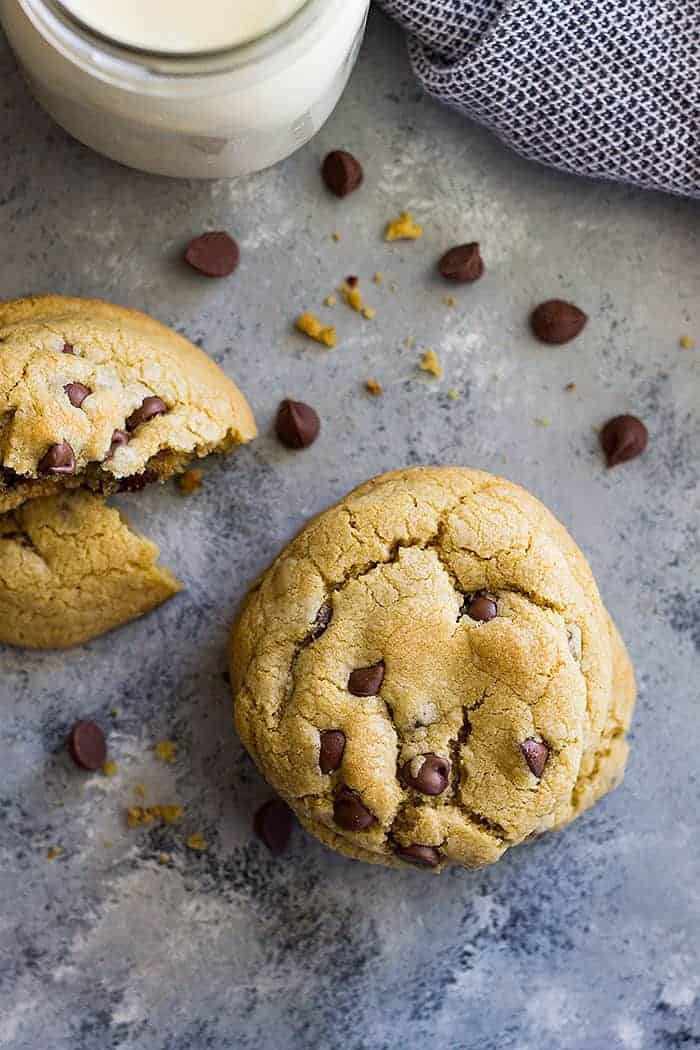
0,296,256,513
230,467,635,871
0,490,181,648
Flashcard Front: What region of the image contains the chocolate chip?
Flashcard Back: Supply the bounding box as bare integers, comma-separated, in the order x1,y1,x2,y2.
438,242,484,283
67,720,107,771
530,300,587,345
106,429,130,460
520,738,549,778
184,231,240,277
319,730,346,774
600,414,648,468
403,753,450,795
64,382,91,408
321,150,363,197
395,843,441,868
126,396,167,432
38,442,75,476
464,593,498,622
253,799,294,855
348,661,385,697
346,275,358,287
309,599,332,641
118,469,159,492
333,785,376,831
275,399,320,450
62,343,75,354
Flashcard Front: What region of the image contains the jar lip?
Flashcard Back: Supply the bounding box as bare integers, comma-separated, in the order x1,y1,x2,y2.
18,0,340,85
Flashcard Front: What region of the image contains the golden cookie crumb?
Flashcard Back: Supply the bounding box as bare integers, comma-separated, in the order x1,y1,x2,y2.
324,294,336,307
365,379,383,396
127,804,183,828
419,350,443,378
154,740,177,764
565,382,577,393
442,295,456,307
158,852,171,865
46,846,62,861
447,388,460,400
187,832,207,852
102,759,118,778
385,211,423,242
133,783,146,799
372,272,383,285
362,307,376,320
680,335,694,349
177,469,203,495
295,312,337,348
331,232,341,242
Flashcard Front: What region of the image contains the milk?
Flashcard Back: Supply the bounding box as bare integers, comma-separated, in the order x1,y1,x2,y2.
60,0,309,53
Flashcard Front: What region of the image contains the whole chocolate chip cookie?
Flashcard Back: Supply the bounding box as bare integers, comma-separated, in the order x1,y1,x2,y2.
0,296,256,514
0,490,181,648
231,467,635,872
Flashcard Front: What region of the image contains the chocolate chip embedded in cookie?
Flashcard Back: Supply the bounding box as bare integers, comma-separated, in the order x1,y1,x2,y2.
0,295,256,513
231,466,636,871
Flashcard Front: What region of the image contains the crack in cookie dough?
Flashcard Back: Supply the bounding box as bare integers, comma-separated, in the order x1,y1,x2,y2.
0,296,256,512
231,468,636,871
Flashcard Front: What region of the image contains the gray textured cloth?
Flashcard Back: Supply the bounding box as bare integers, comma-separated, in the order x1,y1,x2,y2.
378,0,700,197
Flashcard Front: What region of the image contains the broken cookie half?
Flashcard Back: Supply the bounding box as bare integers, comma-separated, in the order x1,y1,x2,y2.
0,296,256,648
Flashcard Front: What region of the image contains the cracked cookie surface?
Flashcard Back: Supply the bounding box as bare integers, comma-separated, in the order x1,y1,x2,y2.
231,467,635,871
0,489,182,649
0,296,256,513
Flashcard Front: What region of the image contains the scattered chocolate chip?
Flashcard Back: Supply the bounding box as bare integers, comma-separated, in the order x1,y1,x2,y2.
464,593,498,622
309,599,332,641
321,150,363,197
520,738,549,778
253,799,294,855
38,442,75,476
118,469,159,492
600,414,648,468
126,396,167,432
348,661,385,697
62,343,75,354
346,275,358,287
106,429,130,460
530,299,587,345
438,242,484,283
67,720,107,771
333,785,376,831
395,843,441,868
319,730,346,774
275,399,320,450
184,231,240,277
403,754,450,796
64,382,91,408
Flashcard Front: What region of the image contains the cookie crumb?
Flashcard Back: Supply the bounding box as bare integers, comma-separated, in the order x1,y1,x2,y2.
154,740,177,764
372,272,383,285
365,379,383,396
102,759,118,778
331,232,341,242
133,783,146,799
324,294,336,307
340,280,364,312
158,852,171,865
535,417,552,427
362,307,376,320
419,350,443,378
187,832,207,852
447,388,460,400
110,708,119,719
46,846,63,861
680,335,694,349
442,295,456,307
564,382,577,392
127,804,184,828
177,469,202,495
295,312,337,348
385,211,423,242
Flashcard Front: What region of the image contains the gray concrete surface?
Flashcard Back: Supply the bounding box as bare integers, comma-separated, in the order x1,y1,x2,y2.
1,10,699,1050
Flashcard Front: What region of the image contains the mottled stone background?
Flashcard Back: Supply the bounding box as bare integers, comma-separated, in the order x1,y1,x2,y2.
1,11,699,1050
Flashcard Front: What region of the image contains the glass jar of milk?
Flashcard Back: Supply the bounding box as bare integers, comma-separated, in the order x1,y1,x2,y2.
0,0,370,177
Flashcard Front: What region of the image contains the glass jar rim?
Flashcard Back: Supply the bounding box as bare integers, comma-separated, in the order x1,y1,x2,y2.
17,0,340,90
